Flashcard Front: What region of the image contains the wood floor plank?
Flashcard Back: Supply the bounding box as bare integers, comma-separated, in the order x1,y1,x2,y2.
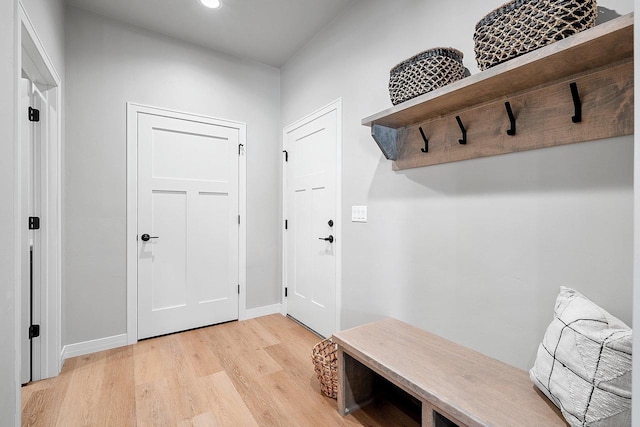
22,314,418,427
259,369,346,426
21,388,57,427
199,371,259,426
177,412,217,427
240,317,282,347
264,342,323,396
135,377,178,427
21,378,53,412
134,335,173,386
22,359,75,427
203,333,290,425
258,313,303,340
94,347,137,426
54,352,107,426
179,328,224,378
202,322,282,379
165,366,211,422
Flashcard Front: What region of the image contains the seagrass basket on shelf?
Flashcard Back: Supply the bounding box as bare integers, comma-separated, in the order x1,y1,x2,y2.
312,338,338,399
474,0,598,70
388,47,466,106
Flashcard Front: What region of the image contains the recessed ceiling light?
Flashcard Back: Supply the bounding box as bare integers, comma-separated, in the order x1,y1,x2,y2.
199,0,221,9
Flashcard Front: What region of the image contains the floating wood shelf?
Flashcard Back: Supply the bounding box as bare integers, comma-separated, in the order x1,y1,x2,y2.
363,13,634,170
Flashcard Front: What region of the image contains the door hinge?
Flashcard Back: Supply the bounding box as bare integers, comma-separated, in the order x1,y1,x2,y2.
28,217,40,230
29,324,40,339
285,219,288,230
285,287,288,297
28,107,40,122
238,215,241,225
238,284,240,295
282,150,288,162
238,143,244,155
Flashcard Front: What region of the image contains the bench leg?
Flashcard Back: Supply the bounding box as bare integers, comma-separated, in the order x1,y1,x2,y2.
337,347,375,416
422,401,435,427
422,400,467,427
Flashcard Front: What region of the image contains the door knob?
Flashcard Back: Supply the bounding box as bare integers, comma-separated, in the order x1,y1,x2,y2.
328,220,334,227
319,235,334,243
141,233,159,242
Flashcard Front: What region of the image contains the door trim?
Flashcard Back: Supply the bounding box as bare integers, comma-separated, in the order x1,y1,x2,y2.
18,3,63,380
126,103,247,344
281,98,342,335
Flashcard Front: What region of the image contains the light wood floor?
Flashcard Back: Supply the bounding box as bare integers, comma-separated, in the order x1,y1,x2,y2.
22,314,419,426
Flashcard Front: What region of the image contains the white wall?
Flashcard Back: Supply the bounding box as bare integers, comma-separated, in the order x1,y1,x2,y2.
0,0,18,422
282,0,634,370
64,7,281,346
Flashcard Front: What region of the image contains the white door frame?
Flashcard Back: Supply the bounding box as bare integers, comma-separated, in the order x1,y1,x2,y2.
126,103,247,344
281,98,342,334
16,3,63,380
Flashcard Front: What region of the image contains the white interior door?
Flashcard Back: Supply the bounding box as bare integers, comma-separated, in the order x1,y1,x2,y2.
21,78,44,384
137,113,240,339
284,105,339,338
20,77,32,384
19,12,64,382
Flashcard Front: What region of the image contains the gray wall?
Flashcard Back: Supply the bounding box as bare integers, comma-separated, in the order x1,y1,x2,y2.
64,7,281,346
1,0,18,422
281,0,634,370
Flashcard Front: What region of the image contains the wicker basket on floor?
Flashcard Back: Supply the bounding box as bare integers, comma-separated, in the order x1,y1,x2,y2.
312,338,338,399
474,0,598,70
388,47,466,106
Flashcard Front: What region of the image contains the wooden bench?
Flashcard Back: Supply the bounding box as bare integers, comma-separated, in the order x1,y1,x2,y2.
332,318,568,427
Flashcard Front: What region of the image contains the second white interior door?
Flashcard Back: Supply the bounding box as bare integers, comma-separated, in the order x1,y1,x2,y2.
285,104,339,338
21,78,46,384
137,112,240,339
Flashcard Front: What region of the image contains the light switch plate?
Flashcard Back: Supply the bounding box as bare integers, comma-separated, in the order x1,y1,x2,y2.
352,206,367,222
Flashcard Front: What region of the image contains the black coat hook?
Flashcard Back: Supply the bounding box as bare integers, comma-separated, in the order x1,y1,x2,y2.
456,116,467,145
419,127,429,153
505,102,516,136
570,82,582,123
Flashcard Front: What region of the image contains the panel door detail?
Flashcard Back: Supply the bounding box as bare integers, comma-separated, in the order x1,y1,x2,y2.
137,113,239,339
285,109,338,338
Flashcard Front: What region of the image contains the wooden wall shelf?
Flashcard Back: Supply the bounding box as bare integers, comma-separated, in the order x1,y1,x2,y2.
363,13,634,170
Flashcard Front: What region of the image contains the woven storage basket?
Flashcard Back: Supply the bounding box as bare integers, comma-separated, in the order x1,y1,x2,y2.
474,0,598,70
312,338,338,399
389,47,466,106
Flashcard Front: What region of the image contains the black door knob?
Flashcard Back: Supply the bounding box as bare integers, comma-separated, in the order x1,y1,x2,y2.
141,233,159,242
328,220,334,227
319,235,334,243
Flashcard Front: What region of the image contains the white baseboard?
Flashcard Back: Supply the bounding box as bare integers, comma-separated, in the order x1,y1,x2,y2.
60,333,128,361
61,307,283,361
240,303,282,321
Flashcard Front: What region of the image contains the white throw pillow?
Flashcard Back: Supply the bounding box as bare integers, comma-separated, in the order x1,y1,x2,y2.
530,287,632,427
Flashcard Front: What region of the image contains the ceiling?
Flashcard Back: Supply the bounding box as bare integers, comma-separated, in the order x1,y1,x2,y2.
65,0,355,68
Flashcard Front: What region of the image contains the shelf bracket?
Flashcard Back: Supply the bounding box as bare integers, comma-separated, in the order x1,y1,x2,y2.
419,127,428,153
372,124,398,160
505,102,516,136
455,116,467,145
570,82,582,123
